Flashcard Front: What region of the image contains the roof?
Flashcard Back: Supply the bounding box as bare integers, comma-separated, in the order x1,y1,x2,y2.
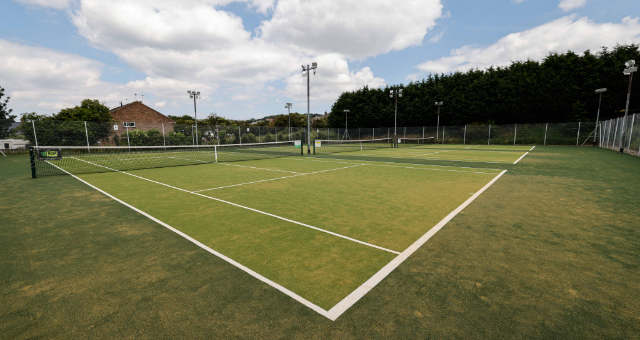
109,101,175,123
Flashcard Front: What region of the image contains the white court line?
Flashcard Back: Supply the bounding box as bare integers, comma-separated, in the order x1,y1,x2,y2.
513,152,529,164
44,161,333,319
194,164,364,192
219,163,302,174
297,156,506,171
53,159,507,321
324,169,508,320
70,158,397,255
193,174,302,192
530,146,536,151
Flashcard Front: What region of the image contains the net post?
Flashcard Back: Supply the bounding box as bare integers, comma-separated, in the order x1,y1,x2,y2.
84,121,90,153
29,146,37,178
215,145,218,162
313,139,315,155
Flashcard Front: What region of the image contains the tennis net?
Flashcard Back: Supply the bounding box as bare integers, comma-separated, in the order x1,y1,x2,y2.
313,138,393,154
397,137,435,147
30,141,302,177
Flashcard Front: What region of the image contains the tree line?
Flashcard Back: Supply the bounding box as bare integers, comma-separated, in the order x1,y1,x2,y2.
328,44,640,128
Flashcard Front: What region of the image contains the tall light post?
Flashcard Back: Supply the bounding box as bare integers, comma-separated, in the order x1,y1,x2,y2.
188,90,201,145
435,101,443,143
343,109,350,140
594,88,607,145
390,89,403,145
621,60,637,153
302,62,318,154
285,103,292,139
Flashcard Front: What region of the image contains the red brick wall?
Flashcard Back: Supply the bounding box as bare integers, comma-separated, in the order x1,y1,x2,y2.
110,101,175,134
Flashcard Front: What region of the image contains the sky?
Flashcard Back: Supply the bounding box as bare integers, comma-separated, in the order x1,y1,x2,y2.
1,0,639,121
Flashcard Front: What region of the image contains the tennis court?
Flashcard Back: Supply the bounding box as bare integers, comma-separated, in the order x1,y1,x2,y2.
28,140,526,319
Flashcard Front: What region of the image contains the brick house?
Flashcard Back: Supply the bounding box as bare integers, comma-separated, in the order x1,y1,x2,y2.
109,101,175,136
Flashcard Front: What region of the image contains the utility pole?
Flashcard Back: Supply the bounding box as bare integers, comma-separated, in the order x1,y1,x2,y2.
285,103,292,140
343,109,350,140
594,88,607,145
435,101,443,143
302,62,318,154
188,91,201,145
390,89,403,146
621,60,637,153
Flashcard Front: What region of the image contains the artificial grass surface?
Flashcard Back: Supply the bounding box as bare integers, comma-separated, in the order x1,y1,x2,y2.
2,146,639,339
72,156,498,309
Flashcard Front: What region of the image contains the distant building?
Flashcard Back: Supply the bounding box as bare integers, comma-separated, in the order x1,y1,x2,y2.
0,138,29,150
109,101,175,135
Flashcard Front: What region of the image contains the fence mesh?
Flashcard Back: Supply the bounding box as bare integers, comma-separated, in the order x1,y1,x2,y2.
8,117,640,159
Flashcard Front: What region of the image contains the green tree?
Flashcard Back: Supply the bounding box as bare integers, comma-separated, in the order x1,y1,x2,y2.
328,44,640,127
55,99,112,122
0,86,16,138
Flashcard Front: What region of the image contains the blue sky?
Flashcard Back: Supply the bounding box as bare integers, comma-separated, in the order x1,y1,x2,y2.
1,0,638,120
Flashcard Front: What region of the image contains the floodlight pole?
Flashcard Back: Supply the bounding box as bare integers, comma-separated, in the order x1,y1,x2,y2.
285,103,292,139
594,88,607,145
188,90,201,146
390,89,402,145
621,60,637,153
343,109,350,140
435,102,443,143
302,63,317,154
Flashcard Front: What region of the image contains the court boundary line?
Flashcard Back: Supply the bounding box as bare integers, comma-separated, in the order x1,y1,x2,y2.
48,159,508,321
513,152,529,164
295,156,506,171
324,169,508,320
44,161,334,319
70,158,397,254
193,164,365,192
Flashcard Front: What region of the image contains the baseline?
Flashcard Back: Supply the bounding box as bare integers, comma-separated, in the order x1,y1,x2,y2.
325,169,508,320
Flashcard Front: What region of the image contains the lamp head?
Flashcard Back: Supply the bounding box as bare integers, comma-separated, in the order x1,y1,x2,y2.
312,62,317,68
625,60,635,67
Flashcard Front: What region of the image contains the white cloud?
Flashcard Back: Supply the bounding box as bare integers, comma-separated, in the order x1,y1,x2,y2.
258,0,442,60
7,0,448,117
558,0,587,12
0,39,209,112
283,54,386,103
416,16,640,74
428,31,445,43
154,101,166,108
12,0,75,10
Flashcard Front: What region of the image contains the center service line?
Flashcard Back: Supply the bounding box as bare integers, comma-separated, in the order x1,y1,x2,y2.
70,158,399,255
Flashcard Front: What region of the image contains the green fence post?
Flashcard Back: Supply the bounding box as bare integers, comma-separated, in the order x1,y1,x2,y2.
313,139,315,155
29,146,37,178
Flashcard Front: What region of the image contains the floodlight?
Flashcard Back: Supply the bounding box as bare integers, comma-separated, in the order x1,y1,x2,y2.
595,88,607,93
302,65,305,71
302,72,307,77
312,62,317,68
624,70,631,75
625,60,635,67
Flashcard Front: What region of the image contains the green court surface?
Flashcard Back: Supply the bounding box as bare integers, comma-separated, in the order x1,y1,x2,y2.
3,145,640,339
352,145,533,163
70,155,504,311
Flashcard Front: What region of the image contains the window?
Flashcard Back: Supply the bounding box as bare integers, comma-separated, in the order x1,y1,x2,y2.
123,122,135,128
3,143,9,149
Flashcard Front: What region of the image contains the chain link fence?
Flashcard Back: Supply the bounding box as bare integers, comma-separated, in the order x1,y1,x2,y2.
4,118,639,156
